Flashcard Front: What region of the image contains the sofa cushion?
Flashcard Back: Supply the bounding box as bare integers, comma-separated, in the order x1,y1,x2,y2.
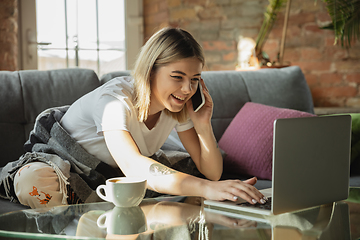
20,69,101,122
101,66,315,142
0,68,101,167
202,66,314,141
100,70,131,84
218,102,315,180
0,71,24,124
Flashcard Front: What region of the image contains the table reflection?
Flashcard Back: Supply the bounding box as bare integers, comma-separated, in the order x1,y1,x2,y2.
205,201,351,240
0,194,358,239
75,197,203,239
96,206,147,235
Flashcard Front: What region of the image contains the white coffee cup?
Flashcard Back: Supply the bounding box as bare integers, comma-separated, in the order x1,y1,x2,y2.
96,177,147,207
97,206,147,235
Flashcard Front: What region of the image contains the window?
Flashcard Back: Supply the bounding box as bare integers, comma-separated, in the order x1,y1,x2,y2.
19,0,143,75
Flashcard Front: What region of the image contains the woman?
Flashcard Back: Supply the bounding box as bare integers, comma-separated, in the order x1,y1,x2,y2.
13,27,266,208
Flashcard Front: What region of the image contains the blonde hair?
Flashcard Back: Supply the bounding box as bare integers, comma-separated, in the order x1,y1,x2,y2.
132,27,205,123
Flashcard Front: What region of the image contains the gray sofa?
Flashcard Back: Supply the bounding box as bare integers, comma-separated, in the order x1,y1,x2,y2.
0,66,358,214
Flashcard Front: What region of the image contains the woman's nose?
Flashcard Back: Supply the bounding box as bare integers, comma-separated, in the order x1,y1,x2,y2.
181,80,192,94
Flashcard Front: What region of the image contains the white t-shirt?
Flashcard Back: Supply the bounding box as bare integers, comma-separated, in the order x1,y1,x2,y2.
60,76,194,168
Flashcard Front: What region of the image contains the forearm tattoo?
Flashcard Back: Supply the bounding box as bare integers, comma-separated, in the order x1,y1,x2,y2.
149,163,178,176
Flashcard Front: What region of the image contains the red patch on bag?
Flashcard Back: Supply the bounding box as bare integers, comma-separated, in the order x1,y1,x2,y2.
29,186,40,196
29,186,52,204
37,191,52,205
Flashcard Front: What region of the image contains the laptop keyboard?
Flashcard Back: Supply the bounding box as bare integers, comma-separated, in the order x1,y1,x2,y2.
236,197,272,210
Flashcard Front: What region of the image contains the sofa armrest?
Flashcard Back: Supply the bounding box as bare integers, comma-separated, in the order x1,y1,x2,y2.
314,107,360,115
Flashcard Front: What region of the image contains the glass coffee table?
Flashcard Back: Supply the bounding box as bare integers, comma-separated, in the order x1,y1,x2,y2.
0,188,359,240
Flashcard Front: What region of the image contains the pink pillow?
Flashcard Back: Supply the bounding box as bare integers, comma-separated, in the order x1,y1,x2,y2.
218,102,315,180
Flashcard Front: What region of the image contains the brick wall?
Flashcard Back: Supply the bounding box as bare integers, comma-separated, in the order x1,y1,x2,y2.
143,0,360,108
0,0,18,71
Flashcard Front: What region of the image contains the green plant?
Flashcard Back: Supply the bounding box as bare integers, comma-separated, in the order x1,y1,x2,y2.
255,0,288,65
321,0,360,47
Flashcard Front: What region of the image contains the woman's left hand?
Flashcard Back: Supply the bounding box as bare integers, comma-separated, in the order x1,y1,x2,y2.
186,78,213,127
182,77,223,180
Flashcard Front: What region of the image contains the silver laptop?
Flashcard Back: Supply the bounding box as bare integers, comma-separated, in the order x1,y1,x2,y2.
205,115,352,215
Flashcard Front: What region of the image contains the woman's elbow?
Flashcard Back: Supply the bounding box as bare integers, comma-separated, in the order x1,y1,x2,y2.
203,168,222,181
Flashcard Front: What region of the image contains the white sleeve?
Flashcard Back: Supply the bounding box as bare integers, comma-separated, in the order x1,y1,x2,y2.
93,94,130,134
175,118,194,132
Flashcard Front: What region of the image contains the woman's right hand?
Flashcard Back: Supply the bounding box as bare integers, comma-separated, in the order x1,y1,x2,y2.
202,177,266,204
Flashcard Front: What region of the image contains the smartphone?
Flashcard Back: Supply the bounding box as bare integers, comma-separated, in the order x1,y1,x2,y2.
192,83,205,112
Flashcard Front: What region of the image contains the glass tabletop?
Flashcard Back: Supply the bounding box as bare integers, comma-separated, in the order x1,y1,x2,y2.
0,188,359,240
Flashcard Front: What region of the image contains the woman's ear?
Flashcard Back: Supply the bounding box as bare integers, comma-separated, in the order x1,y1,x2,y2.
149,69,155,82
149,67,160,84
